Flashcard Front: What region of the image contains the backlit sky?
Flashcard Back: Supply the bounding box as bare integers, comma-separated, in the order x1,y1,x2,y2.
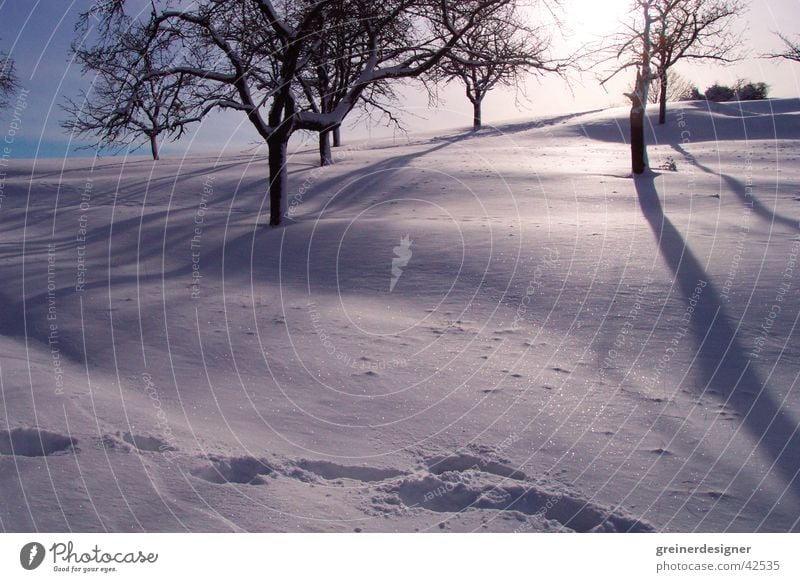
0,0,798,159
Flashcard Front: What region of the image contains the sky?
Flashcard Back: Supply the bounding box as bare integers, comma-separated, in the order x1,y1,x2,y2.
0,0,798,159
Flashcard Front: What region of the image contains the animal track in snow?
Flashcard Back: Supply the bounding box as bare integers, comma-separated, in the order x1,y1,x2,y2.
0,428,77,457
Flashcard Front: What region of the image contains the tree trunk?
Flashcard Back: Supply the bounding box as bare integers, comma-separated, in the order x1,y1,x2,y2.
472,99,482,131
267,134,289,226
332,126,341,147
630,102,646,174
658,72,668,125
150,134,160,161
630,2,653,174
319,129,333,166
629,70,650,174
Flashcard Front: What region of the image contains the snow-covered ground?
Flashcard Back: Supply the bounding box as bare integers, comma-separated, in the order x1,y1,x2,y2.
1,98,799,532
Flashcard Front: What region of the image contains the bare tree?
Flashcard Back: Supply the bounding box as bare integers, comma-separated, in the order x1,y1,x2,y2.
295,0,402,166
638,69,696,103
0,42,17,110
649,0,745,124
600,1,657,174
430,3,562,131
768,33,800,63
63,18,201,160
600,0,745,173
81,0,514,225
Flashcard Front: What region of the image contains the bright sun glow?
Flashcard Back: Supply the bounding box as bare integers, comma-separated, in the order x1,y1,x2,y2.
566,0,635,41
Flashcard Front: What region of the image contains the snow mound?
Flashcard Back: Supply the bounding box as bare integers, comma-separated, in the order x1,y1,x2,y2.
191,456,274,485
295,459,406,483
0,428,77,457
426,453,527,481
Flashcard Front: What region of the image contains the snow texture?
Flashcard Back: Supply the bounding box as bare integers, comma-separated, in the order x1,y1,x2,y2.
1,99,799,532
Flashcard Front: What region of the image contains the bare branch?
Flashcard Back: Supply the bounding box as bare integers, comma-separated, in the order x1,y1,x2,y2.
765,33,800,63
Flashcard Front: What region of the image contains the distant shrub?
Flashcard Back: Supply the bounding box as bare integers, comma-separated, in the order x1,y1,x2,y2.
704,83,736,102
734,80,769,100
689,87,704,101
703,80,769,102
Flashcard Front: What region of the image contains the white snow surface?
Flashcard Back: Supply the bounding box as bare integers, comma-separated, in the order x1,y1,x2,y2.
1,99,799,532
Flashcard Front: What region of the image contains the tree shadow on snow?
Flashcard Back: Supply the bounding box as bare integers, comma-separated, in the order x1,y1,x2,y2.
635,172,800,507
291,134,467,218
582,99,800,145
671,142,799,231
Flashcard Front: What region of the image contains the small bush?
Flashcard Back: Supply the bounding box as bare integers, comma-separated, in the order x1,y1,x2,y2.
734,80,769,100
658,156,678,172
703,80,769,102
704,83,735,102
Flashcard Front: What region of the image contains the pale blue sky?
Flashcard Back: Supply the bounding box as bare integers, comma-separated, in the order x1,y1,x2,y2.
0,0,798,159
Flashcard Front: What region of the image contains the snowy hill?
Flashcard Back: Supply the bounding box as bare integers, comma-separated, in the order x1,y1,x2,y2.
1,99,799,532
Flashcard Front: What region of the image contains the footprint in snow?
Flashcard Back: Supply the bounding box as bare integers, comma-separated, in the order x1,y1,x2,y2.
191,456,274,485
0,428,77,457
375,453,653,533
121,432,177,453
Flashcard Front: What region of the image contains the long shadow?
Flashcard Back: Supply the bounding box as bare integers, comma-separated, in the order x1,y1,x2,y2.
635,172,800,501
468,109,608,137
17,153,261,182
582,100,800,145
291,134,467,218
672,143,799,231
97,158,264,208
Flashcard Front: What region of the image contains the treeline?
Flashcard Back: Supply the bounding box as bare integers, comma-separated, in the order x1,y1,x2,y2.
2,1,798,217
643,73,769,104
